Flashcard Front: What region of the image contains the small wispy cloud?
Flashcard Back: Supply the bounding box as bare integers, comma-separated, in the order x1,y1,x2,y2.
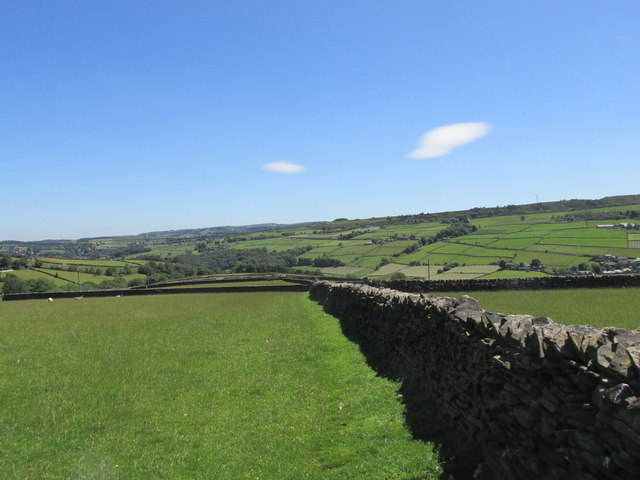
407,122,492,159
262,162,307,174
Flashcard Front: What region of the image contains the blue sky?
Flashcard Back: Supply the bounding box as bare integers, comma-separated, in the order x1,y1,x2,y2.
1,1,639,241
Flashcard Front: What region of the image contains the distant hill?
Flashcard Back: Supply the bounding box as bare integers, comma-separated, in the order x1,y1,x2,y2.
135,194,640,239
137,222,318,238
2,194,639,272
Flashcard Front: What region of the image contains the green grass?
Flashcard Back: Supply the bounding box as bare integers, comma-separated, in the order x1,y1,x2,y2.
330,254,361,265
328,244,379,256
0,293,442,479
512,251,584,268
228,237,328,252
122,273,147,283
1,269,72,287
479,270,552,279
446,265,499,274
482,238,542,249
456,235,500,246
426,243,466,255
367,263,407,276
37,257,137,267
416,253,462,265
298,247,341,260
431,288,640,329
34,268,113,284
585,204,640,214
399,265,441,278
454,245,515,258
542,228,627,239
352,222,443,240
320,266,365,276
350,256,386,269
528,244,640,258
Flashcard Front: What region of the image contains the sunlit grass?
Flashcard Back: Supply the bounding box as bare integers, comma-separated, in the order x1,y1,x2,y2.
432,288,640,329
0,292,441,479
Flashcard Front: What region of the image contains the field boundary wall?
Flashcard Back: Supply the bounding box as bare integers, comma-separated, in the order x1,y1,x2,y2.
367,273,640,292
2,284,308,301
310,280,640,479
133,274,315,289
29,267,77,283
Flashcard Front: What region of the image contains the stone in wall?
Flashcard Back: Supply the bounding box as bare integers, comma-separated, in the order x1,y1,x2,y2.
310,280,640,480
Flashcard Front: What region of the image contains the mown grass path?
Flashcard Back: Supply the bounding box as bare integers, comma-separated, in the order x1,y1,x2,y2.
0,293,441,479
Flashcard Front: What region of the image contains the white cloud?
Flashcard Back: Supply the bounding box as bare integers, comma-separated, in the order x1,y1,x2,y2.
407,122,492,159
262,161,307,174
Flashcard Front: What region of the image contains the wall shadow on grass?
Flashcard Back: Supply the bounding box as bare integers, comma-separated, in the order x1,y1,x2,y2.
333,311,491,480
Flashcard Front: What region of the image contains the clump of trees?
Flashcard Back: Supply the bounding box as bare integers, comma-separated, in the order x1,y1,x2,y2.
389,272,407,281
0,254,13,269
1,255,28,270
437,262,459,274
435,218,478,240
310,257,345,268
2,274,55,294
175,246,313,274
137,260,204,284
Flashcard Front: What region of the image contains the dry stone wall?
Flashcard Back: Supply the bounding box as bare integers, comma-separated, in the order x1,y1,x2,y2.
2,284,308,301
310,281,640,479
368,273,640,293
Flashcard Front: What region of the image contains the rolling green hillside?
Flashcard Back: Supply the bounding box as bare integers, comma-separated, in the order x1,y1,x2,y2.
2,194,639,282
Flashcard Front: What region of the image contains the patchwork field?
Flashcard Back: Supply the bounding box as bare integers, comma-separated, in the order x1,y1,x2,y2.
0,292,443,479
4,200,638,282
228,237,328,252
368,263,500,280
133,205,640,278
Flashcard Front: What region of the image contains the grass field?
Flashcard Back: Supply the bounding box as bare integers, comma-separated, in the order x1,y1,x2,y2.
0,269,72,287
0,293,442,479
319,266,364,276
479,270,552,279
366,263,499,280
33,268,114,284
37,257,137,267
368,263,407,276
431,288,640,329
228,237,328,252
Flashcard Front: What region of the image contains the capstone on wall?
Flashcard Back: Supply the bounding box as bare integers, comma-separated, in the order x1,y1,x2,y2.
367,273,640,293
